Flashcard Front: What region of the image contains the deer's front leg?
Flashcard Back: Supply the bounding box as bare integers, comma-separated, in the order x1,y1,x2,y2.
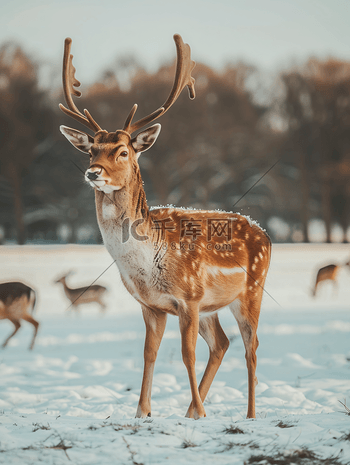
179,306,206,419
136,306,167,418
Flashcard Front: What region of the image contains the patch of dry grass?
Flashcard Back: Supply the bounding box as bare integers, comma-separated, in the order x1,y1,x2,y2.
247,448,343,465
32,422,51,432
224,425,245,434
181,439,197,449
338,400,350,416
275,421,295,429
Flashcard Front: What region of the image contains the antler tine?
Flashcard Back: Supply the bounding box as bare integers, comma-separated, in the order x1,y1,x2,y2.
124,34,196,134
123,104,138,131
59,38,102,133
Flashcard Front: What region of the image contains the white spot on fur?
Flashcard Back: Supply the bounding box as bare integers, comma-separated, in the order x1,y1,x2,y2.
254,256,259,263
208,266,244,277
252,264,256,271
259,252,264,259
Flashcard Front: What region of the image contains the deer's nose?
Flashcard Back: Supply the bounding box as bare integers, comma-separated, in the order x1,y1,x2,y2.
86,171,99,180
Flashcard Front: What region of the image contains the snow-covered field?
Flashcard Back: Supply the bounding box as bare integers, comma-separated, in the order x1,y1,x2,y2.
0,243,349,464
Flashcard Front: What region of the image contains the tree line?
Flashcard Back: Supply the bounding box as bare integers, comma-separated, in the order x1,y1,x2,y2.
1,42,350,244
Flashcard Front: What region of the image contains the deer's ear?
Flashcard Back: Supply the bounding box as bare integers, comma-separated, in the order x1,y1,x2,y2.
60,126,94,154
131,124,161,155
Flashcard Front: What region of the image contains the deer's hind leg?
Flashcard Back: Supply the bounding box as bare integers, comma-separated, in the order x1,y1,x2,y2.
2,319,21,348
21,314,39,350
185,313,229,418
229,295,261,419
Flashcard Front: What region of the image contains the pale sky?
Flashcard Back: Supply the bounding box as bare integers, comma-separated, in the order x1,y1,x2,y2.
1,0,350,86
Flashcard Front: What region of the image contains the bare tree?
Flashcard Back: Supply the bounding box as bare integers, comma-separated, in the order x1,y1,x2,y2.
280,58,350,242
0,43,55,243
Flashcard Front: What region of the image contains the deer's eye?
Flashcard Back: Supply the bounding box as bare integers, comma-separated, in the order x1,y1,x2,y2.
120,151,128,157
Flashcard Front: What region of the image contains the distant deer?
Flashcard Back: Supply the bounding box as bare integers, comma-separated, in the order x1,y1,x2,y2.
59,35,271,419
0,282,39,350
312,260,350,297
55,273,108,313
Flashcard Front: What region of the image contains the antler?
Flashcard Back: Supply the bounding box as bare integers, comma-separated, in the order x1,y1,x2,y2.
59,38,102,133
123,34,196,134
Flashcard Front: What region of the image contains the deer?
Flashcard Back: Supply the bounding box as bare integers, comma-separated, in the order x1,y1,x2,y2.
59,34,271,420
312,260,350,297
55,273,108,312
0,282,39,350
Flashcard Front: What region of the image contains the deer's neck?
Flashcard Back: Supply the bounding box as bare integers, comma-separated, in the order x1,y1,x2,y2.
96,169,149,223
94,168,153,254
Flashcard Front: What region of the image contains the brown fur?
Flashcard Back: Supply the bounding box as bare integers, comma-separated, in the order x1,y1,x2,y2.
62,112,271,422
0,282,39,350
91,162,271,420
59,34,271,420
312,264,340,297
55,275,107,312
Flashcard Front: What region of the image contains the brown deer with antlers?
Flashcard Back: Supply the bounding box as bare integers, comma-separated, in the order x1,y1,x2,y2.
59,35,271,419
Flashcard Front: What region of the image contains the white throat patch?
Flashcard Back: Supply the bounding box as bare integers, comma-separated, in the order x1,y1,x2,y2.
85,177,122,193
99,184,122,194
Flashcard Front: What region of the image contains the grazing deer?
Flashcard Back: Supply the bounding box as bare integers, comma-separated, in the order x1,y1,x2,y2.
55,274,107,312
0,282,39,350
312,260,350,297
59,35,271,419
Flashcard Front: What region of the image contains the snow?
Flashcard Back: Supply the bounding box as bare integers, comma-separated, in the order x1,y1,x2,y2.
0,243,349,464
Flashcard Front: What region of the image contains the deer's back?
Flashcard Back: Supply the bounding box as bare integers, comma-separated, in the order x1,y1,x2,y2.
0,282,34,319
0,282,32,304
316,264,338,282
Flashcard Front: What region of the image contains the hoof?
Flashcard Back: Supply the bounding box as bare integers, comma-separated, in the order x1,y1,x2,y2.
136,404,151,418
185,406,206,419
